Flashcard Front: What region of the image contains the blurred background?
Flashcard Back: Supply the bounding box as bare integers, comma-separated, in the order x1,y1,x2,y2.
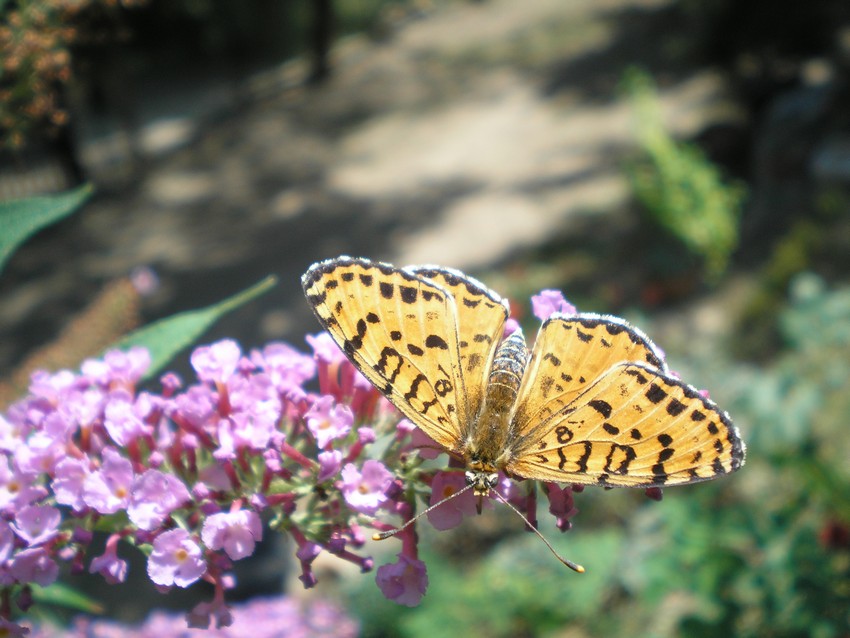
2,0,850,635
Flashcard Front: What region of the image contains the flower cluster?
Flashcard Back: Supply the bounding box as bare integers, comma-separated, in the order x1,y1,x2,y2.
0,288,605,631
27,594,358,638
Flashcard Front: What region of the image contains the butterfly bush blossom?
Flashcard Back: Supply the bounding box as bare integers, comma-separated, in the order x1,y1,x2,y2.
0,289,626,631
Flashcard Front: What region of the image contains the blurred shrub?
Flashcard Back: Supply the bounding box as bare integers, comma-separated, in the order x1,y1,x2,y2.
0,0,146,151
624,67,746,283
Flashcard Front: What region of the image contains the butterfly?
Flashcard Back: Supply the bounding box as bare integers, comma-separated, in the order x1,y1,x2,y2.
302,256,746,564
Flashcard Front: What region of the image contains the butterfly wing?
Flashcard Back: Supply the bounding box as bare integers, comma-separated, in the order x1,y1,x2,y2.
408,265,509,424
507,361,746,487
510,314,666,446
302,257,506,451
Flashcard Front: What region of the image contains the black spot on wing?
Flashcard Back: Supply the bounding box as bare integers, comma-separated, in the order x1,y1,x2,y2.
645,383,667,404
588,399,612,419
425,335,449,350
666,398,687,416
624,368,649,384
658,448,675,462
543,352,561,366
400,286,418,304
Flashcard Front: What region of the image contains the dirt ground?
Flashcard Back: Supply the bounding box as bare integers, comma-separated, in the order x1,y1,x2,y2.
0,0,740,374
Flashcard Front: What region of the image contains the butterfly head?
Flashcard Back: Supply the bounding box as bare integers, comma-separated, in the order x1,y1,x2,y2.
465,469,499,497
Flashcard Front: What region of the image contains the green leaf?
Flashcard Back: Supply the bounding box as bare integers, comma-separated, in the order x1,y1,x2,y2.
110,275,277,380
0,184,93,275
30,582,104,614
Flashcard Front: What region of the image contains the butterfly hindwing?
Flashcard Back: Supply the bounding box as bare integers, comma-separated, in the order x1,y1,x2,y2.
408,265,508,425
302,257,469,451
507,362,745,487
511,314,666,448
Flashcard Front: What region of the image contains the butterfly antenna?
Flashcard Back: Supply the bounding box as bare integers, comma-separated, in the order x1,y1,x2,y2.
372,482,477,541
491,489,585,574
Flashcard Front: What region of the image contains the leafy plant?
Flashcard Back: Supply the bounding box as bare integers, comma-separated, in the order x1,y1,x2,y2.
623,67,745,283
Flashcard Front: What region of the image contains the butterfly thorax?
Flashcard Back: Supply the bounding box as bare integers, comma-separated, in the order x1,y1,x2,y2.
465,330,528,495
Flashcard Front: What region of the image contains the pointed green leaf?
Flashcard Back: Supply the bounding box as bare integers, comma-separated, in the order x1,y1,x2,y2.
0,184,93,275
110,275,277,379
30,582,104,614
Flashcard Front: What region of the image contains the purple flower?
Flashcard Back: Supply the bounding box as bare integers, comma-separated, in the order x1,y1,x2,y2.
0,414,24,454
0,456,45,512
26,369,76,403
305,396,352,449
340,461,392,515
503,317,521,337
89,536,128,584
13,415,67,475
409,426,444,460
128,470,191,531
317,450,342,482
219,374,282,453
546,484,578,531
52,457,90,512
188,597,233,630
0,619,27,637
9,547,59,586
306,332,347,365
376,553,428,607
531,289,577,321
103,390,151,447
61,387,105,430
81,347,150,386
201,510,262,560
83,447,134,514
12,504,60,546
0,520,15,562
251,342,316,395
357,427,376,445
147,529,206,587
191,339,241,383
426,472,478,531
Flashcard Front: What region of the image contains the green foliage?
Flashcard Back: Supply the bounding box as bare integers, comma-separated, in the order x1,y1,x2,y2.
623,67,745,282
352,528,624,638
0,184,92,275
110,275,277,381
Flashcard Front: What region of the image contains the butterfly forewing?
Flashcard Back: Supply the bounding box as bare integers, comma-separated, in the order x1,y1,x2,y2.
511,314,665,448
408,266,508,425
302,257,468,451
508,362,745,487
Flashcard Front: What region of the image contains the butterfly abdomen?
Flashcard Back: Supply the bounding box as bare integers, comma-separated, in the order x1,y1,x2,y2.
487,330,528,405
467,330,528,470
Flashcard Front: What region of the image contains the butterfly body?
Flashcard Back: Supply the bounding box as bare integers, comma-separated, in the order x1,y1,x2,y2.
464,329,528,495
302,256,745,500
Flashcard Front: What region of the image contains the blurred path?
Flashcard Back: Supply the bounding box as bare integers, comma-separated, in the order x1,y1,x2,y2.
1,0,736,367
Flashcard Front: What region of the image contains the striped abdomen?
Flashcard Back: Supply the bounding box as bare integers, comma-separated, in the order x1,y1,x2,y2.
467,330,529,469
